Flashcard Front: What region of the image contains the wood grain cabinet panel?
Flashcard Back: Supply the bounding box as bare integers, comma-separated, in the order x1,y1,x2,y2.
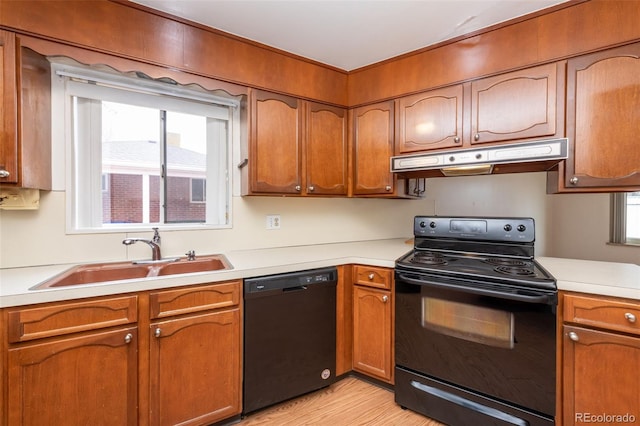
562,325,640,426
0,31,51,189
353,265,392,290
7,326,138,426
561,42,640,191
397,84,464,153
351,101,396,196
7,295,137,343
247,90,347,196
149,281,240,319
149,308,241,426
562,293,640,426
471,62,560,145
352,285,393,383
249,89,302,194
305,102,348,195
396,63,562,155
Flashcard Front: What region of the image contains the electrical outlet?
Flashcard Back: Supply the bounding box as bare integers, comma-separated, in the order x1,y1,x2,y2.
266,215,281,230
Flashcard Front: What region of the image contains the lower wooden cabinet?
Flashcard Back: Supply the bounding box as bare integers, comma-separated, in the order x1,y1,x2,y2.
149,309,241,426
562,293,640,426
352,266,393,383
8,326,138,426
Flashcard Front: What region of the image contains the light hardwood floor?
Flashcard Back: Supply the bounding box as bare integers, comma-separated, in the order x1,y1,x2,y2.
236,377,444,425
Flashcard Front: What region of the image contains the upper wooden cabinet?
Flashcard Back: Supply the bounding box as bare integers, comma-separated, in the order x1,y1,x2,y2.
557,42,640,191
397,85,464,153
396,63,562,154
351,101,396,196
0,32,51,189
247,89,347,196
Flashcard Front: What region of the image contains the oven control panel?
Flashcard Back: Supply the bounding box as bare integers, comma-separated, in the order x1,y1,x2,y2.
414,216,535,242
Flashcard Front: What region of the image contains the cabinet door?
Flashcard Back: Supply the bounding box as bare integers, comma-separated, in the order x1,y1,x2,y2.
305,102,348,195
471,62,560,145
352,101,395,196
564,43,640,189
149,309,241,426
352,286,393,383
7,327,138,426
0,30,17,184
563,325,640,426
249,89,302,194
397,85,463,153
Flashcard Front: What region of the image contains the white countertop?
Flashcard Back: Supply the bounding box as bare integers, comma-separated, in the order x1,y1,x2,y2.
1,239,638,308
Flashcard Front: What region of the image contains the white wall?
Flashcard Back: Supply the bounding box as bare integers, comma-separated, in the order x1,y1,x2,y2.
2,172,638,269
0,191,433,268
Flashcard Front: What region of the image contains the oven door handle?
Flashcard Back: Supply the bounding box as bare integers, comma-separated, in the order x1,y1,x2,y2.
396,273,556,304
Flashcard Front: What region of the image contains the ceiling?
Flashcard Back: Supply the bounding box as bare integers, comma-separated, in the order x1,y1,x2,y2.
131,0,569,71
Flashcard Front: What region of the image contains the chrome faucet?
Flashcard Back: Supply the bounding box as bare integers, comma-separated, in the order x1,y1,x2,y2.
123,229,162,261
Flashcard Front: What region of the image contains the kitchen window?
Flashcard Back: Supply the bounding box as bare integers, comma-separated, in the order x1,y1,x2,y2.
54,61,240,232
611,192,640,245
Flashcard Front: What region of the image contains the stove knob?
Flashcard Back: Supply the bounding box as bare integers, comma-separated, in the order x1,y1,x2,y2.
419,221,426,228
429,221,437,228
504,224,512,232
517,224,527,232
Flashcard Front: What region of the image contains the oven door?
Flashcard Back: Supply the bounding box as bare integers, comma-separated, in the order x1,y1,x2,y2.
395,270,557,426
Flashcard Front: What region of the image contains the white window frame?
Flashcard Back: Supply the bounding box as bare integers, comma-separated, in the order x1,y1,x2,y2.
52,61,240,233
610,192,640,246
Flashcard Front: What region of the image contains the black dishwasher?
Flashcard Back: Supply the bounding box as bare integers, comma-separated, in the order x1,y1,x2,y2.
243,267,337,415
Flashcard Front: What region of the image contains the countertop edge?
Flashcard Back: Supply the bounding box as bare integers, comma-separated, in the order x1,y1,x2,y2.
1,240,638,307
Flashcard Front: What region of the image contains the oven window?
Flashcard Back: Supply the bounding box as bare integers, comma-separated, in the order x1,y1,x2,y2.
422,297,514,348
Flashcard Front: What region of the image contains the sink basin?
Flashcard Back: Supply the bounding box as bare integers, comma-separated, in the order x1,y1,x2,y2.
32,255,232,289
153,256,231,276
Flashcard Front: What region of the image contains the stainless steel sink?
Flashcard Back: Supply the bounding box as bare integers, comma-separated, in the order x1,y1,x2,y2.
32,255,232,289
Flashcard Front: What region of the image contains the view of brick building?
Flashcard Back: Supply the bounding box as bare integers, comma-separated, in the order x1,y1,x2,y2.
101,140,206,224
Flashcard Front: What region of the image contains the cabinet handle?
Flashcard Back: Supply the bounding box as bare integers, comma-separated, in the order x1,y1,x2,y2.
382,295,389,303
308,186,315,192
368,273,375,280
474,133,480,141
154,328,162,338
385,185,392,192
568,331,579,342
295,185,301,192
570,176,579,185
124,333,133,344
0,170,10,178
453,136,460,143
625,313,637,323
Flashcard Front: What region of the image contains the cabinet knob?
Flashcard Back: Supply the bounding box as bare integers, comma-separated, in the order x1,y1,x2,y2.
368,273,375,280
385,185,392,192
474,133,480,141
382,295,389,303
625,312,637,323
308,186,315,192
570,176,579,185
295,185,301,192
0,170,9,178
453,136,460,143
124,333,133,344
568,331,579,342
154,328,162,338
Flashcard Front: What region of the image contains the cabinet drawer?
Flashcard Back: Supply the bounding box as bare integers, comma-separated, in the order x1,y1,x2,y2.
7,296,138,343
150,280,240,319
353,266,392,290
564,293,640,336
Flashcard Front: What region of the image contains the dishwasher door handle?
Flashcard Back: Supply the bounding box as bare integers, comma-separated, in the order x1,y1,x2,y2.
283,285,308,292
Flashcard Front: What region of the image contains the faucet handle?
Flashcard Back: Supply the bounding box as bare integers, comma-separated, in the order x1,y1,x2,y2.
152,227,161,245
185,250,196,261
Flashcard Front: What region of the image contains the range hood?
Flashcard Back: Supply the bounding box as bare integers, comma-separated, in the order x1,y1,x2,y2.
390,138,568,177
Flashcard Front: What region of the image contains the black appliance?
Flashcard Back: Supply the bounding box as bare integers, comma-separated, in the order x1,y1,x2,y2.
395,216,557,426
243,267,337,415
